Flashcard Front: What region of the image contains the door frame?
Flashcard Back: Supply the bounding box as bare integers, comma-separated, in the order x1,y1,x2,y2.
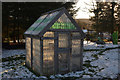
54,31,71,74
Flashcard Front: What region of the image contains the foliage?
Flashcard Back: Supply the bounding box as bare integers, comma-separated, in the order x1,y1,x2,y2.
90,2,120,34
2,2,78,43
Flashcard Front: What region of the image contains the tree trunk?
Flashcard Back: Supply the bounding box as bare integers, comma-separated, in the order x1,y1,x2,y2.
111,2,115,34
17,3,20,44
13,18,16,43
7,21,9,43
13,26,16,43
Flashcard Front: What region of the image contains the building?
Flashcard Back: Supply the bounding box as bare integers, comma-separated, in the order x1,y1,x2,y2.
24,7,85,76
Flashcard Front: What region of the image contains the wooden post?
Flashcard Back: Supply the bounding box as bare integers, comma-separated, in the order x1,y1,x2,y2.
40,38,43,75
67,32,71,71
54,32,59,74
31,38,33,69
80,39,83,70
25,38,27,65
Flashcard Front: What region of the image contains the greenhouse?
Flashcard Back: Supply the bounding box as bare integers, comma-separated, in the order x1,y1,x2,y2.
24,7,85,75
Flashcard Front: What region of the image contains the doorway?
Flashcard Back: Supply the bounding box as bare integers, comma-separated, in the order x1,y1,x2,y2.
57,33,71,73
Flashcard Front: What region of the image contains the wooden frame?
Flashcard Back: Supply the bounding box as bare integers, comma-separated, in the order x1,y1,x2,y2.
80,39,83,70
31,38,33,68
24,7,84,76
40,38,43,75
54,32,59,74
24,7,85,38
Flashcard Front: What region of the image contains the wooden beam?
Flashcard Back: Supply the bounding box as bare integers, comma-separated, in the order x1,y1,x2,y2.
68,32,71,72
31,38,33,69
39,9,64,37
71,36,81,39
25,38,27,66
40,39,43,75
39,7,65,18
48,29,79,32
24,34,41,39
57,48,70,53
54,32,59,74
80,39,83,70
63,9,85,39
41,37,57,40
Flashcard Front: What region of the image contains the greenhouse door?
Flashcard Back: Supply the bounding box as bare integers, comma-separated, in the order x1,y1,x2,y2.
58,33,70,73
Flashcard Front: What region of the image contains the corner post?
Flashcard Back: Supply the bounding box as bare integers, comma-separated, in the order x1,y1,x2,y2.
80,39,83,70
54,32,59,74
31,38,33,69
68,32,71,71
40,37,43,75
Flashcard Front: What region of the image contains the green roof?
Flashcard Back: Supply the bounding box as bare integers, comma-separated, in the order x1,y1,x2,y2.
24,14,48,34
31,11,59,35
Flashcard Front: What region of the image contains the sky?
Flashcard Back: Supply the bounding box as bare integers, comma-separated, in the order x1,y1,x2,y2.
75,0,120,19
75,0,95,19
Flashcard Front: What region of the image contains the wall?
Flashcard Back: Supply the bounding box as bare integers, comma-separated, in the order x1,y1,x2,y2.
32,38,41,74
26,37,31,68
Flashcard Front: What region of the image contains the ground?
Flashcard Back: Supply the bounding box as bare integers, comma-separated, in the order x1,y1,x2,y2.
1,41,119,79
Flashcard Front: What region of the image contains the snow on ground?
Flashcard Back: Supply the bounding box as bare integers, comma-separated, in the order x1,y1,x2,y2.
2,49,25,59
90,49,118,78
84,41,118,49
53,49,118,79
83,51,100,61
1,41,119,79
2,63,37,78
1,56,37,78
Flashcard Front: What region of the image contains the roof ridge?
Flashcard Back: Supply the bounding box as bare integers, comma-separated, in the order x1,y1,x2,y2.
40,7,65,16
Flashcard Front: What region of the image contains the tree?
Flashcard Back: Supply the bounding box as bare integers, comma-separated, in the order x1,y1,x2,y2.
90,2,120,34
2,2,79,43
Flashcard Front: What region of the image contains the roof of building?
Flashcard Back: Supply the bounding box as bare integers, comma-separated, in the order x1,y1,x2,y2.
24,7,85,38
